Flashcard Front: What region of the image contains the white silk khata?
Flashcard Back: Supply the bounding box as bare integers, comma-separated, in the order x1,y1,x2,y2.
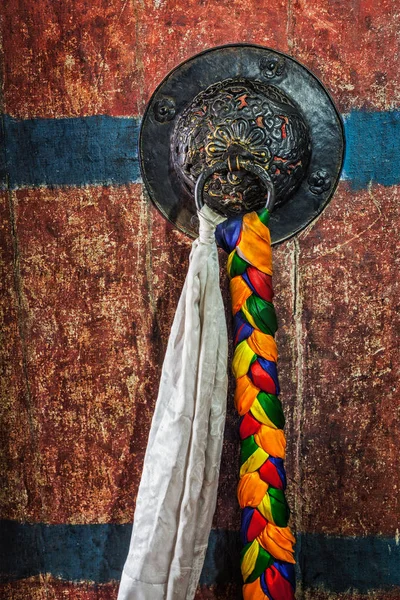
118,206,228,600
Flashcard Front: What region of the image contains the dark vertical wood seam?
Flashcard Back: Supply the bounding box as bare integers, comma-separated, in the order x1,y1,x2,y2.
293,237,305,596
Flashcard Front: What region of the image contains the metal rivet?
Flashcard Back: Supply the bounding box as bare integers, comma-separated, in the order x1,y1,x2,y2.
308,169,332,195
259,55,285,79
154,97,176,123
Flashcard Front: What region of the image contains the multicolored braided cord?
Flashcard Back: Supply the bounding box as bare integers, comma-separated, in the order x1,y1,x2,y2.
216,208,296,600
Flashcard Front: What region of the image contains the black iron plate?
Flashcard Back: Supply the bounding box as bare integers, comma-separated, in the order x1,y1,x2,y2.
139,43,345,244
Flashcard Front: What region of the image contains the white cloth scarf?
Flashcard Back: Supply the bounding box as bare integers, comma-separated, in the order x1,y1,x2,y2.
118,205,228,600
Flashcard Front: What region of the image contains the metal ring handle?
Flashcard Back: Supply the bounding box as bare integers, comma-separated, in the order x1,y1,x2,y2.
194,157,276,213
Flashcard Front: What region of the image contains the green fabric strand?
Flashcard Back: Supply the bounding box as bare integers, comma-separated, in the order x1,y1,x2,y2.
229,253,249,277
257,207,270,226
240,435,259,465
245,545,273,583
250,354,258,366
246,296,278,336
269,487,290,528
257,392,285,429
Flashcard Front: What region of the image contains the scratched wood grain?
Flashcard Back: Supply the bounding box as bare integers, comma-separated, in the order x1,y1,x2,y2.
0,190,33,526
1,579,400,599
297,183,400,538
1,0,400,598
2,0,399,118
2,184,192,524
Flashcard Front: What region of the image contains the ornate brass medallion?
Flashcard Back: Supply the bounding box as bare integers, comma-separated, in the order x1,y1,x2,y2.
140,44,344,243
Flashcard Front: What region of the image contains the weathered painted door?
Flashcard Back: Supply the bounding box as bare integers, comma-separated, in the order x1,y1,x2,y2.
1,1,399,599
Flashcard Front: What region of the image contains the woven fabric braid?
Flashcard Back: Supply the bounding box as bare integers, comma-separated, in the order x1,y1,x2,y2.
216,208,296,600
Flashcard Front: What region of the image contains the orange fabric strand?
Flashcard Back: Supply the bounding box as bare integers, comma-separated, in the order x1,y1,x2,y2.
234,375,259,415
247,330,278,362
254,425,286,458
238,472,269,508
237,212,273,275
243,578,268,600
258,524,296,564
230,276,253,315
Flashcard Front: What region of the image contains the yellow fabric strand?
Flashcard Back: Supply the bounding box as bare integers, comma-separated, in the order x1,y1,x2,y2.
250,399,278,429
240,301,258,330
240,447,269,478
226,249,235,277
258,493,274,524
232,340,256,379
241,539,259,583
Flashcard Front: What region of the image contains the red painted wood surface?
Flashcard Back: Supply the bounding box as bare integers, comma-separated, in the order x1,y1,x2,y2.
2,0,400,118
2,183,399,535
1,0,400,598
1,578,400,600
294,183,400,538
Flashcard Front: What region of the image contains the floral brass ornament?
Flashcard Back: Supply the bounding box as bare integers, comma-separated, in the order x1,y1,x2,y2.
171,78,311,217
205,119,271,166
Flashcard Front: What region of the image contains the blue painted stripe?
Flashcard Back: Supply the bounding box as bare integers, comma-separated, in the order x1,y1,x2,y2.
297,532,400,593
0,115,140,189
1,521,400,592
343,110,400,189
0,520,131,583
0,111,399,190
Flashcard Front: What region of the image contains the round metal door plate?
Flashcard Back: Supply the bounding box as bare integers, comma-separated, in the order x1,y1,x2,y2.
139,43,345,244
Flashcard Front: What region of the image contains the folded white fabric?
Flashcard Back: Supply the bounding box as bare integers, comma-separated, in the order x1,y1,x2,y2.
118,205,228,600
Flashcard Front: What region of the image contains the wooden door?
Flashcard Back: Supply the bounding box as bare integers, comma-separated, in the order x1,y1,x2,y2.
1,1,399,598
